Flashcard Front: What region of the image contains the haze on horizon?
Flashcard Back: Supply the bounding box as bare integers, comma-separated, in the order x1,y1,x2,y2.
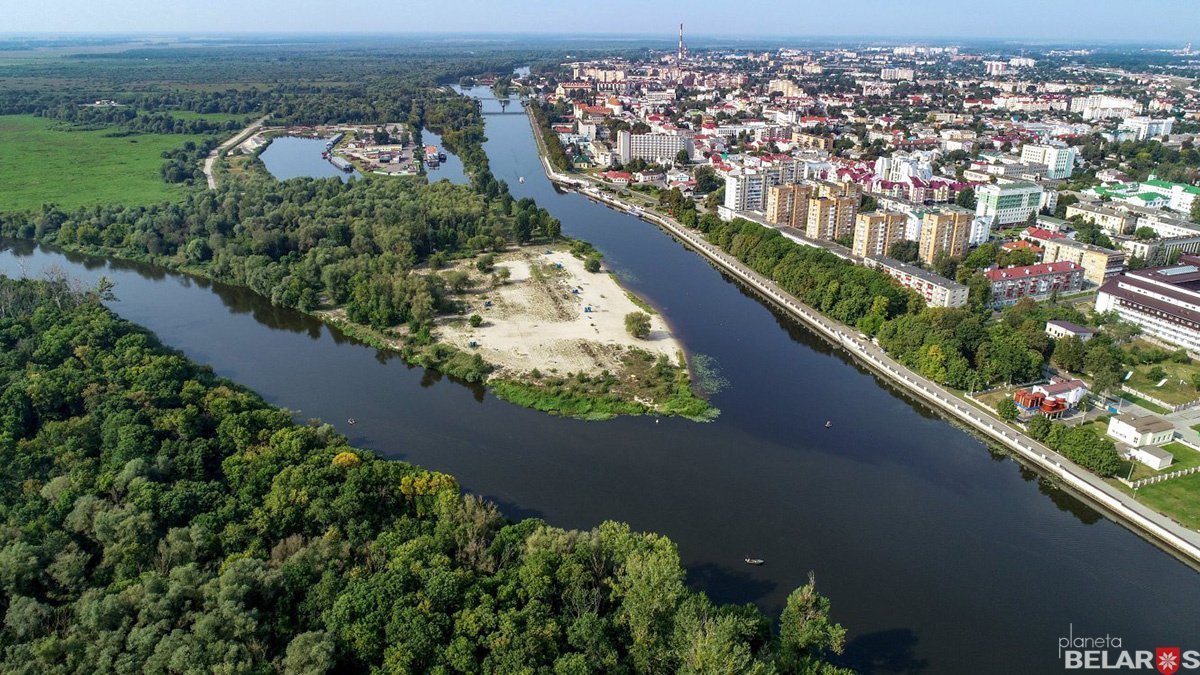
6,0,1200,44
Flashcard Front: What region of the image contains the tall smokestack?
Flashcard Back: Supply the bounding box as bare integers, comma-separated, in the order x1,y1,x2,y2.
679,23,684,63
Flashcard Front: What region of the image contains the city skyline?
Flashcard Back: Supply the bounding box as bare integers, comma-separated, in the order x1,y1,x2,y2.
5,0,1200,43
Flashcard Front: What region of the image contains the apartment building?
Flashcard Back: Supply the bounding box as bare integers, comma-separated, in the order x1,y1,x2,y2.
986,261,1084,307
765,183,814,227
1019,143,1076,179
852,211,908,258
1064,202,1134,235
869,256,970,308
805,181,860,241
1039,237,1126,285
975,181,1045,226
918,207,973,264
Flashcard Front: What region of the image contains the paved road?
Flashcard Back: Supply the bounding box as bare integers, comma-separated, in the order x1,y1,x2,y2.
203,116,269,190
534,145,1200,565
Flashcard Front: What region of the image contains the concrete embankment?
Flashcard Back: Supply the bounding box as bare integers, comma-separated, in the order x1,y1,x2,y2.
524,106,1200,567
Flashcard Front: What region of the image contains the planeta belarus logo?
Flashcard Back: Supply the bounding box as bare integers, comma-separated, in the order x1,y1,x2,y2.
1159,647,1182,675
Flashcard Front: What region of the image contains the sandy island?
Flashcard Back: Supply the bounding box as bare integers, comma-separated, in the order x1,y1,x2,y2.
436,248,684,378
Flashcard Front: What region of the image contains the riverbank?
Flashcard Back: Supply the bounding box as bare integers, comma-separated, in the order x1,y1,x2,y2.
525,106,1200,567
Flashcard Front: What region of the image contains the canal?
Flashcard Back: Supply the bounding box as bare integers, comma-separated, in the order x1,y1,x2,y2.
1,89,1197,674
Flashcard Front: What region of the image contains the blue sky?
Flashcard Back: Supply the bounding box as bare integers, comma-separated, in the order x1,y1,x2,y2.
6,0,1199,43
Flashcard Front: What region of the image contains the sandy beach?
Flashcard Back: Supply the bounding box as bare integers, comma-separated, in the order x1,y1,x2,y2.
436,247,683,378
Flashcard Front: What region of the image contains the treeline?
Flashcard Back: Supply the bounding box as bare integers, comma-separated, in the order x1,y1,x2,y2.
699,216,1083,391
0,276,850,673
698,215,1143,474
0,172,559,337
532,101,571,172
1071,134,1200,184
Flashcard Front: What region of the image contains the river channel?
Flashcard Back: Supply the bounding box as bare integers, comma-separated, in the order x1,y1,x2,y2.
0,85,1197,674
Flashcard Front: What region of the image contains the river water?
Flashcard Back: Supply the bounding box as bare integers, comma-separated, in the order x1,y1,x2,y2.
1,87,1197,674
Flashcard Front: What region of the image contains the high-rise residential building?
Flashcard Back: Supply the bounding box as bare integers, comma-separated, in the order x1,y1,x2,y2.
806,195,858,241
853,211,908,258
975,181,1045,226
918,207,973,264
724,169,766,213
1019,143,1077,179
765,183,813,228
804,181,860,242
880,67,915,81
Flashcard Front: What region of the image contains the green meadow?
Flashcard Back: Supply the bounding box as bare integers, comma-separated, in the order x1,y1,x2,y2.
0,115,211,212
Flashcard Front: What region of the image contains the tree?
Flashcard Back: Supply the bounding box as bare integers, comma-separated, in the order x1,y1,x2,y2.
674,149,691,166
1133,226,1159,241
888,240,920,263
468,314,482,327
625,311,652,339
584,255,602,273
1052,335,1086,372
1026,414,1052,441
1191,198,1200,225
955,187,977,210
997,398,1019,421
777,574,848,672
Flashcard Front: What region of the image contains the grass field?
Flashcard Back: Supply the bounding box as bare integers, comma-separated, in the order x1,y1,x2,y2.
1127,471,1200,530
1123,355,1200,407
0,114,212,212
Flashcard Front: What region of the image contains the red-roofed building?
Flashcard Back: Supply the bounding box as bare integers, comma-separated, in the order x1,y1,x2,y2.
1021,227,1067,243
1001,239,1043,256
600,170,632,185
985,262,1083,306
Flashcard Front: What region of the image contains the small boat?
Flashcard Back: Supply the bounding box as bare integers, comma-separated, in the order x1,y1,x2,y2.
518,176,525,183
825,420,832,428
347,418,357,425
744,557,765,566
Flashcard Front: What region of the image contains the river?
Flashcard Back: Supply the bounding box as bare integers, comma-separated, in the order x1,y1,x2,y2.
1,87,1197,674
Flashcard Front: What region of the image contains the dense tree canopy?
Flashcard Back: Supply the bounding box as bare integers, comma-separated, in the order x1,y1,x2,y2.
0,276,850,673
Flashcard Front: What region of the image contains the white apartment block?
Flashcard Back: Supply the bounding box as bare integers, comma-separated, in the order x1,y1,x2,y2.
1118,116,1175,141
975,181,1045,226
1019,143,1076,179
1070,94,1142,120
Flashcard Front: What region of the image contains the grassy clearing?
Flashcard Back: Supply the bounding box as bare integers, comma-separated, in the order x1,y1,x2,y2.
491,349,716,421
1123,361,1200,407
1125,441,1200,481
0,114,211,212
1126,472,1200,530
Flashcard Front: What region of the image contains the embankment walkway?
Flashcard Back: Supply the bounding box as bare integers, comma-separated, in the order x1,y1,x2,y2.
524,105,1200,567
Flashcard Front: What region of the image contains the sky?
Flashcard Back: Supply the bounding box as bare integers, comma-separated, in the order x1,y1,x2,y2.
5,0,1200,43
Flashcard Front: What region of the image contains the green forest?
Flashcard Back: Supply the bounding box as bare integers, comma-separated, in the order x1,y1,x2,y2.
0,276,849,674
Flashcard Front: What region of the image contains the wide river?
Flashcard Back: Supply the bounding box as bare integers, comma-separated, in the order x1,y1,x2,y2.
2,87,1197,673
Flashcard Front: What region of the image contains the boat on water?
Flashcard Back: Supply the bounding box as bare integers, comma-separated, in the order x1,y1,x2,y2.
347,418,357,425
518,176,525,183
744,558,765,566
825,420,833,428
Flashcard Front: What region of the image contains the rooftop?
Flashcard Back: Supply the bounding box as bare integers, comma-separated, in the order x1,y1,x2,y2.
985,261,1082,281
1114,413,1175,435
